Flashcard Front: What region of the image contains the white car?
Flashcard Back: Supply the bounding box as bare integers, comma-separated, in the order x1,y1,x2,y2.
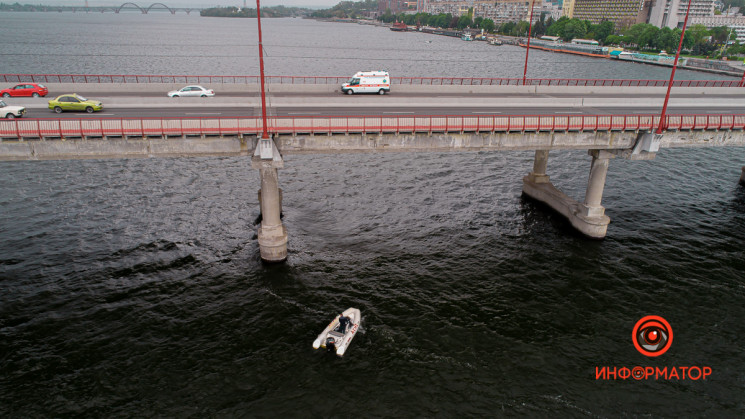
167,85,215,97
0,100,26,119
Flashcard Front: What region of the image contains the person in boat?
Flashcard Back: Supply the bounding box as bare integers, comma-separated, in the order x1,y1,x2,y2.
337,314,351,333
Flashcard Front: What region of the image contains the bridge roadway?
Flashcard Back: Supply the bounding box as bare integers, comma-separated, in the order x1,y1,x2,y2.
6,85,745,119
3,84,744,261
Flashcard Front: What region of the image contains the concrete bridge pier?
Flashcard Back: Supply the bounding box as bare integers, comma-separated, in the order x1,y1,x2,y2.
740,166,745,185
252,137,288,263
522,149,611,239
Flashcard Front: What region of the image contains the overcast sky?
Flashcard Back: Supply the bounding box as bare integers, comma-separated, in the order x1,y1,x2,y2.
44,1,342,8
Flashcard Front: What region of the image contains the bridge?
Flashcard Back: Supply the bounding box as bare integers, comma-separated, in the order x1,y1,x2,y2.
32,3,201,14
1,76,744,262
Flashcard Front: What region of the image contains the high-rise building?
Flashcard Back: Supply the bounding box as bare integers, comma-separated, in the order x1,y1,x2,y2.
563,0,576,17
568,0,650,28
648,0,716,29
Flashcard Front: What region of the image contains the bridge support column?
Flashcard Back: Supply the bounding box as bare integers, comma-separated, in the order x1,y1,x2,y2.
252,138,287,263
572,150,612,238
526,150,550,184
740,166,745,186
522,149,612,239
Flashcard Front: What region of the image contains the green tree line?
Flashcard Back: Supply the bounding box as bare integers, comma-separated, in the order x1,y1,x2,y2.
546,17,743,58
200,6,309,18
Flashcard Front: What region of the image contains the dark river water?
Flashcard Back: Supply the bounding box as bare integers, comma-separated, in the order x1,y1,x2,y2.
1,12,745,417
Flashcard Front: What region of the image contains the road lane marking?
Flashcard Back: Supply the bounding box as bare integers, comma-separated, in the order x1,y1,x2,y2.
288,112,320,115
185,112,222,115
384,112,415,114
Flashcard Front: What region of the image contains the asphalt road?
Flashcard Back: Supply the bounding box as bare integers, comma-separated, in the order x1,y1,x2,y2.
6,90,744,119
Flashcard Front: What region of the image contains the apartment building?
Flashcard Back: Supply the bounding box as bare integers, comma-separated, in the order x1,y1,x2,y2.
472,0,534,24
690,14,745,42
566,0,651,27
648,0,716,29
425,0,472,16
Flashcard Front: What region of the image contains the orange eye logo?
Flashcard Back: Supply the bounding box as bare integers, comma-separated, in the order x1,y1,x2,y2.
632,316,673,357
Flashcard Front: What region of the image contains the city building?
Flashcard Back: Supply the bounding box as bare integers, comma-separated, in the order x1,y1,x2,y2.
567,0,651,29
690,14,745,42
378,0,410,14
424,0,557,25
563,0,575,17
472,0,533,25
647,0,716,29
425,0,471,16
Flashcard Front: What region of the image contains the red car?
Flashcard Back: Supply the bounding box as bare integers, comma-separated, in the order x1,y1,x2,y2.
1,83,49,98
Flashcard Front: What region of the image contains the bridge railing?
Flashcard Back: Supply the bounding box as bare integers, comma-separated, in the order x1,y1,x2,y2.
2,114,744,139
1,74,743,87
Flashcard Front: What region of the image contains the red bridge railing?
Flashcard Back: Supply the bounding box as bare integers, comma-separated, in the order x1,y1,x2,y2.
2,114,744,139
1,74,743,87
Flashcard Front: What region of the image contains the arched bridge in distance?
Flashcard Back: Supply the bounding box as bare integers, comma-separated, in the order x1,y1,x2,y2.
45,3,201,14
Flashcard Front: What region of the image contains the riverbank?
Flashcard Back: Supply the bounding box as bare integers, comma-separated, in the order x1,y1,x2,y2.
316,18,745,79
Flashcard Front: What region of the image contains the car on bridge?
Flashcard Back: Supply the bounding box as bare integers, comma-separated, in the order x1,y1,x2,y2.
0,100,26,119
47,94,103,114
167,85,215,97
1,83,48,98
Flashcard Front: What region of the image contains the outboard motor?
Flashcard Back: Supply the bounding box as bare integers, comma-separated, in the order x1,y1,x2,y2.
325,337,337,351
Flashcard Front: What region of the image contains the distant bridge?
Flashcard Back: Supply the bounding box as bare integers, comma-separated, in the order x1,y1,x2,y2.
36,3,202,14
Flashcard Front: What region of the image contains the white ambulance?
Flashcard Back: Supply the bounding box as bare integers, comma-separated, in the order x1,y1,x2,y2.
341,71,390,95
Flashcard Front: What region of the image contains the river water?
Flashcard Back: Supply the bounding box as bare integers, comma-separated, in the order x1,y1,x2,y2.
1,13,744,417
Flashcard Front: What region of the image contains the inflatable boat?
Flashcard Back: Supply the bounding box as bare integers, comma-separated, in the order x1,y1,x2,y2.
312,308,361,357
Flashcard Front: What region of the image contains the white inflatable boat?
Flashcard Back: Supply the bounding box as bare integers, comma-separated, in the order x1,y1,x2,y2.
312,308,361,357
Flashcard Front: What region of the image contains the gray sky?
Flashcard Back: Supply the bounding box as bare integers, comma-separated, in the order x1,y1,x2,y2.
44,1,341,8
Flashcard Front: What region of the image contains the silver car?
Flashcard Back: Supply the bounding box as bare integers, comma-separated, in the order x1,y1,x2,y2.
167,85,215,97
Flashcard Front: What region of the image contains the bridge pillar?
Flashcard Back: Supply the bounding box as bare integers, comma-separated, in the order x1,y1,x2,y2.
252,137,288,263
522,149,611,239
572,150,612,238
740,166,745,186
526,150,550,184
